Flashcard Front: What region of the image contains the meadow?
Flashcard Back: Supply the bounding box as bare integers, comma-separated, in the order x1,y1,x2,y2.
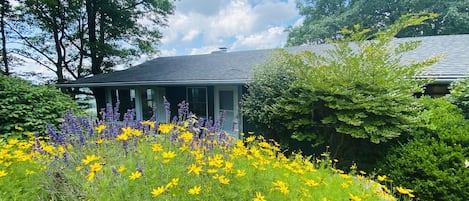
0,102,414,201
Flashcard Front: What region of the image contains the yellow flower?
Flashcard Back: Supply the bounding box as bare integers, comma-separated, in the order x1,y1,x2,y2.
82,154,99,165
129,171,142,180
188,185,201,195
236,169,246,177
87,171,95,181
245,136,256,143
151,143,163,152
90,163,103,172
377,175,387,182
187,164,202,175
151,186,165,197
305,179,320,187
162,151,176,159
76,166,83,172
95,124,106,133
166,178,179,188
117,165,126,173
96,138,104,144
253,192,266,201
158,123,174,134
213,174,230,185
396,186,415,198
349,193,362,201
178,131,193,142
8,138,19,145
14,125,24,131
140,120,155,128
132,129,142,137
116,133,129,141
0,170,8,177
25,170,35,175
272,180,289,195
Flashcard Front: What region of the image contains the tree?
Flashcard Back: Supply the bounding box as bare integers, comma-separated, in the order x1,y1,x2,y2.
288,0,469,46
12,0,174,111
0,0,11,75
448,78,469,119
243,14,439,161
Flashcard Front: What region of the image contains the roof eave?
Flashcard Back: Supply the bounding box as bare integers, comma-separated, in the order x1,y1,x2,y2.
56,79,250,88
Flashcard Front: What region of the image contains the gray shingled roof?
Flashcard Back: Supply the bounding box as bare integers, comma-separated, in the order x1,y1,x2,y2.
58,34,469,87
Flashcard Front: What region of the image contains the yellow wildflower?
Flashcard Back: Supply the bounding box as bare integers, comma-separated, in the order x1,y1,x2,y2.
0,170,8,177
166,177,179,188
396,186,415,198
253,192,266,201
178,131,193,142
272,180,289,195
90,163,103,172
188,185,201,195
151,186,165,197
140,120,155,128
151,143,163,152
116,133,129,141
129,171,142,180
117,165,126,173
8,138,19,145
76,166,83,172
132,129,142,137
95,124,106,133
349,193,362,201
25,169,35,175
87,171,95,181
377,175,387,182
187,164,202,175
305,179,320,187
236,169,246,177
82,154,99,165
158,123,174,134
245,136,256,143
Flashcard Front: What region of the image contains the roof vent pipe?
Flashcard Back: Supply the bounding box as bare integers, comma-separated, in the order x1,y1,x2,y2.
211,47,228,54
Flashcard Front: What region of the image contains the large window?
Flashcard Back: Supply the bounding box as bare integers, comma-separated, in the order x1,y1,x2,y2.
187,87,208,118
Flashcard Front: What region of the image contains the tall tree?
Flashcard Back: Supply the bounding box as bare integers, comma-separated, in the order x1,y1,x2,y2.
0,0,11,75
13,0,174,110
288,0,469,46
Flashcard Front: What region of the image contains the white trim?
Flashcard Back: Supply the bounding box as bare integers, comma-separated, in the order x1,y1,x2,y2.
214,86,240,138
134,89,143,121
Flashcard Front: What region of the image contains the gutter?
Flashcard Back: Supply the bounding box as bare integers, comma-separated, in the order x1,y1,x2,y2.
56,79,251,88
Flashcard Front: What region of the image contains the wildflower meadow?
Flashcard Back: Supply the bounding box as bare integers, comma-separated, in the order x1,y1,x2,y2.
0,101,415,201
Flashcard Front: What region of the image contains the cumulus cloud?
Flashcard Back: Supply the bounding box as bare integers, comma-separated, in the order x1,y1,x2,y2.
158,0,300,55
230,26,287,50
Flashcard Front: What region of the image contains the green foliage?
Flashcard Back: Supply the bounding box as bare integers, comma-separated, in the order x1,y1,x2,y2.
244,14,439,147
448,77,469,119
0,74,79,138
288,0,469,46
378,97,469,201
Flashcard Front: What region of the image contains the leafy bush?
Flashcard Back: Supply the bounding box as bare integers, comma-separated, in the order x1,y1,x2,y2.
0,74,79,139
243,14,439,147
377,97,469,201
0,103,403,201
448,77,469,119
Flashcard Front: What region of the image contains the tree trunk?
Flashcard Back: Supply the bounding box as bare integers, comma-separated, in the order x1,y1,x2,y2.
1,0,9,75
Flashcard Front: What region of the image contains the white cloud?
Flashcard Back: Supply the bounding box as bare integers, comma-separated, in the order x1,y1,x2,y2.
159,0,300,55
160,48,177,57
231,26,287,50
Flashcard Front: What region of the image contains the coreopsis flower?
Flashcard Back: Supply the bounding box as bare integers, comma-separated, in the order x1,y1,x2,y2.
349,193,362,201
396,186,415,198
253,192,266,201
82,154,99,165
151,143,163,152
377,175,387,182
166,178,179,188
236,169,246,177
129,171,142,180
188,186,201,195
151,186,165,197
0,170,8,177
90,163,103,172
87,172,95,181
158,123,174,134
272,180,289,195
116,133,129,141
305,179,320,187
95,125,106,133
117,165,126,173
187,164,202,175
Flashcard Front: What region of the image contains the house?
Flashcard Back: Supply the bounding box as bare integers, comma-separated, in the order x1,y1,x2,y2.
57,34,469,138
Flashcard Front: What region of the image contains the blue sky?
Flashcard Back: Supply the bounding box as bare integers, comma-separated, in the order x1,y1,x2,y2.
157,0,302,56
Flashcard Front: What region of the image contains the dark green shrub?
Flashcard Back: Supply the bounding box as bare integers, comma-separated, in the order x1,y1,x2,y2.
0,74,79,139
377,97,469,200
448,78,469,119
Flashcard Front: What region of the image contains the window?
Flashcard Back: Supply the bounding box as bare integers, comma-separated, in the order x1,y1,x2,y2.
142,89,155,120
187,87,208,118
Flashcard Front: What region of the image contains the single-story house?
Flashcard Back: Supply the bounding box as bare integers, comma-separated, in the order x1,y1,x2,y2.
57,34,469,138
